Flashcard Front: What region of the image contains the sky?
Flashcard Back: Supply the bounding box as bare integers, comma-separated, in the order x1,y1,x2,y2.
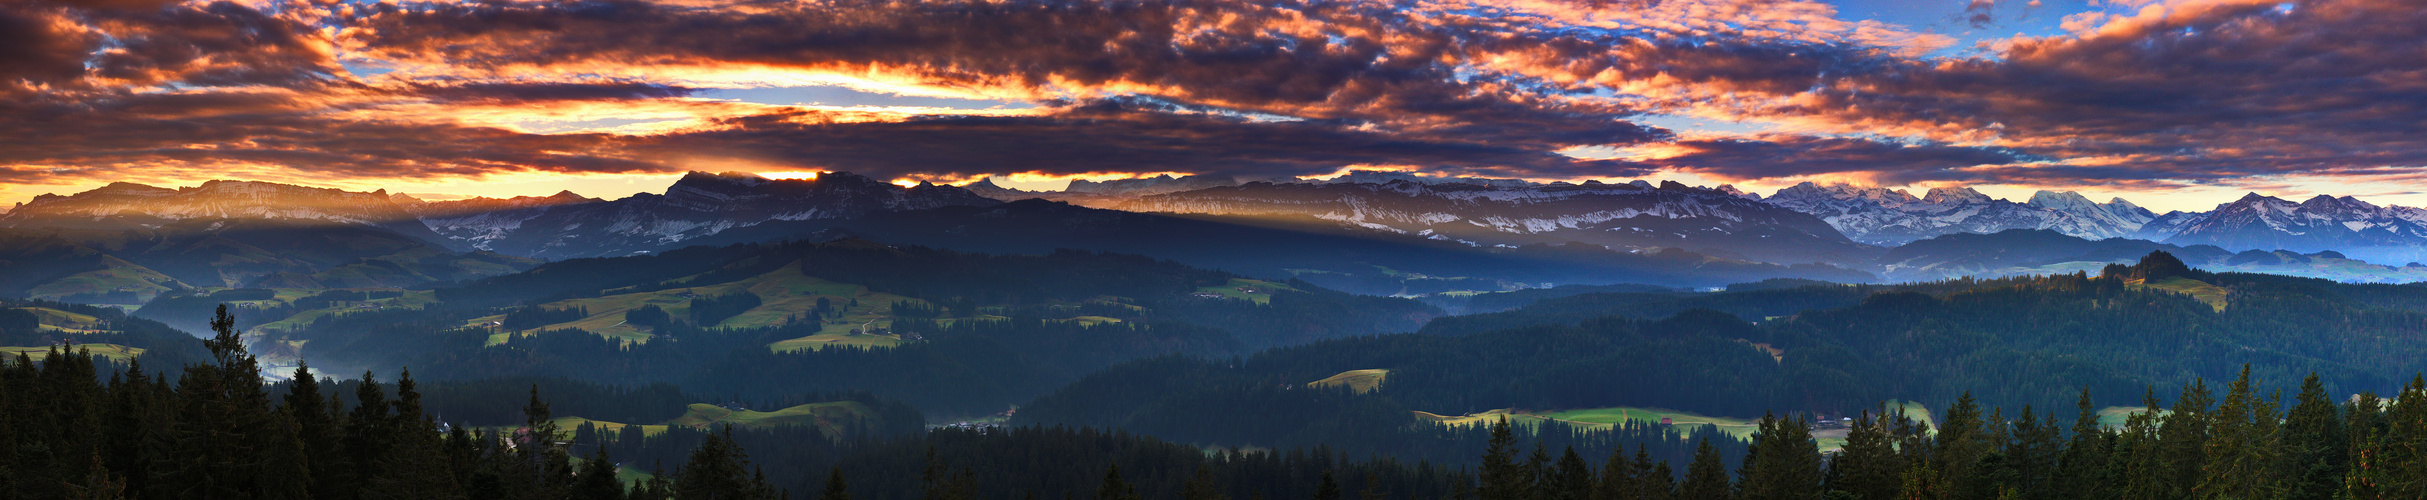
1,0,2422,213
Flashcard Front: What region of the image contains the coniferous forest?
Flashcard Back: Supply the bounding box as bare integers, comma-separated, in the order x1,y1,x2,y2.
5,246,2427,499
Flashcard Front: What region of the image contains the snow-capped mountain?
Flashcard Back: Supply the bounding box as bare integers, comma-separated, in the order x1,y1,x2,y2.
409,190,601,252
1760,182,2157,246
2163,193,2427,265
1109,178,1871,265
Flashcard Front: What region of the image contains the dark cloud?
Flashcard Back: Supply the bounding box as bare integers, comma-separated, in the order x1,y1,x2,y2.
641,98,1655,181
4,0,2425,192
1638,136,2029,184
0,6,99,98
345,0,1667,148
1796,0,2427,183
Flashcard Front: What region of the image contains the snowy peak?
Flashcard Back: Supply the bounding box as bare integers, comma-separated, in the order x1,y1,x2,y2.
2026,190,2098,213
1763,183,2152,245
1921,187,1990,205
2165,191,2427,265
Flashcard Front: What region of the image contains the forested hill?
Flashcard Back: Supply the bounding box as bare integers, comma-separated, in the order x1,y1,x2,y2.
235,239,1437,416
1012,251,2427,457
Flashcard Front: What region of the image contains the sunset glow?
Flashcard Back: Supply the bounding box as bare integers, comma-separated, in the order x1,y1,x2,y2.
2,0,2422,212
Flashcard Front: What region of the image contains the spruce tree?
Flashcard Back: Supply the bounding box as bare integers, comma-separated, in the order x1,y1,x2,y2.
674,426,779,500
1316,471,1343,500
162,305,311,499
2341,391,2385,498
1935,393,1992,500
2116,388,2168,500
1477,417,1527,500
1644,460,1676,500
1679,436,1730,500
2380,375,2427,497
1832,408,1903,500
1183,464,1228,500
2196,366,2280,499
1740,413,1823,500
2158,379,2214,497
572,447,629,500
345,370,393,498
1999,406,2059,500
1553,447,1594,500
818,467,852,500
283,363,349,500
2057,388,2112,500
1593,445,1635,500
1526,443,1553,500
1096,464,1141,500
2276,373,2344,500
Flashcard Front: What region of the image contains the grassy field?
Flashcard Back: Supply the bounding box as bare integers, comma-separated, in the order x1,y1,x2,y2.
23,307,109,334
250,290,439,334
548,401,876,443
549,416,673,438
1308,369,1390,394
1,343,145,362
1194,278,1296,304
666,401,874,439
461,260,920,349
1540,407,1765,440
27,264,178,304
2130,277,2229,312
2096,406,2167,428
1421,401,1936,452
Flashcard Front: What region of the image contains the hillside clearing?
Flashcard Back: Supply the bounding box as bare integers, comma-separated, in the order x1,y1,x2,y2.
1308,369,1390,394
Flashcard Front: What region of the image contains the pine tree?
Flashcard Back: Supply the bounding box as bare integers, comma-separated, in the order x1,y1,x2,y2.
1096,464,1141,500
674,426,779,500
1526,443,1553,500
2057,388,2112,500
2274,373,2343,500
1740,413,1823,500
1643,460,1676,500
2196,366,2279,499
2116,388,2168,500
1183,464,1228,500
1553,446,1593,500
818,467,852,500
1593,445,1636,500
283,363,350,500
1999,406,2059,500
345,370,393,498
1832,408,1903,500
572,447,629,500
2157,379,2214,498
1935,393,1993,500
1679,436,1730,500
367,369,463,500
1478,417,1527,500
161,305,311,499
2341,391,2385,498
1316,471,1344,500
1360,472,1390,500
2379,375,2427,497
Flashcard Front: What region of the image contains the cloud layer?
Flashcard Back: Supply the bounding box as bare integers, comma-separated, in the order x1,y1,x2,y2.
1,0,2422,195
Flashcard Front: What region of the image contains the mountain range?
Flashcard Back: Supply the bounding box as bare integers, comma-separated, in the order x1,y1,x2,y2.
5,171,2424,309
